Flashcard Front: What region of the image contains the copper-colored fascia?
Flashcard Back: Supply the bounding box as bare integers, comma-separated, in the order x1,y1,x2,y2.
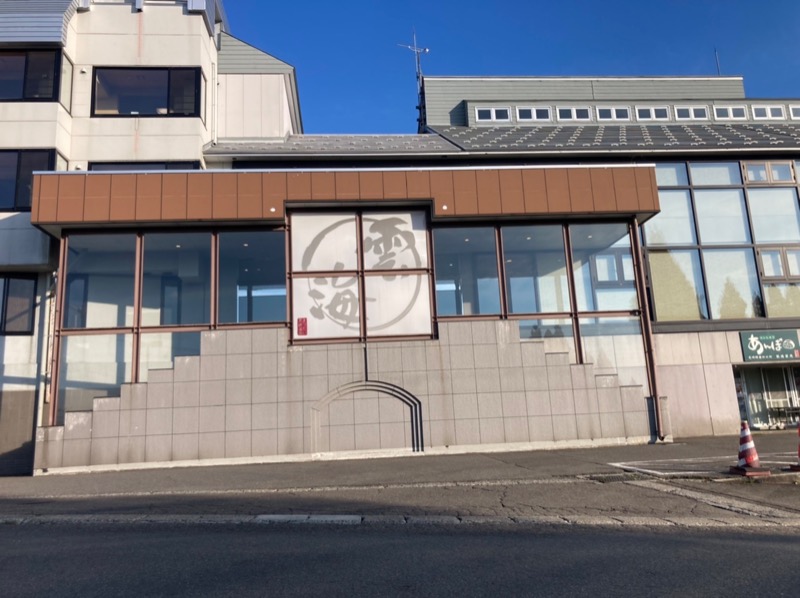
31,165,659,237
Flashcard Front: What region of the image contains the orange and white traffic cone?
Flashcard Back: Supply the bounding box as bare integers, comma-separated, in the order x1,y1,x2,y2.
729,421,771,477
789,426,800,472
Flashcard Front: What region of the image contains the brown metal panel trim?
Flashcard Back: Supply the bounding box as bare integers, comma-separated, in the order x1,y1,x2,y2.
83,174,112,222
359,171,383,200
55,175,85,222
545,169,571,214
36,175,59,223
382,171,407,200
287,172,312,200
590,168,617,212
498,169,524,215
452,170,478,216
311,171,335,201
212,172,238,220
186,172,213,220
135,173,163,221
31,175,41,222
262,172,287,219
521,169,547,214
334,171,359,201
109,174,137,221
634,167,658,212
476,169,501,215
237,172,262,219
567,169,594,214
161,173,188,221
429,170,454,217
612,168,640,212
405,170,431,200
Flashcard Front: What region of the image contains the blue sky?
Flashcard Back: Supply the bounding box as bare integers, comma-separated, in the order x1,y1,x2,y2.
224,0,800,134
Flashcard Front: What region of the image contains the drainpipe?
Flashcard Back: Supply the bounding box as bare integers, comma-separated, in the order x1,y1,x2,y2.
631,217,665,441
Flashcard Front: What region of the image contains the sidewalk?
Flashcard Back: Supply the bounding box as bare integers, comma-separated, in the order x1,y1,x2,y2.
1,431,798,527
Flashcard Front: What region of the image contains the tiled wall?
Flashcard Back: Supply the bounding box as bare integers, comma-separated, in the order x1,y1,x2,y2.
35,321,655,471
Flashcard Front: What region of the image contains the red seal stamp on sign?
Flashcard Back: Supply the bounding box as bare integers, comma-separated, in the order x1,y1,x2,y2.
297,317,308,336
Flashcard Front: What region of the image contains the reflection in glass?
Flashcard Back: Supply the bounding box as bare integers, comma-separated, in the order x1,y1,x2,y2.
771,163,794,181
759,250,783,278
142,232,211,326
218,231,286,324
655,163,688,186
689,162,741,185
579,317,649,390
502,226,570,314
764,284,800,317
703,249,764,319
649,251,709,321
3,277,36,333
519,318,576,362
58,334,133,424
748,188,800,243
433,227,500,316
138,332,201,381
64,234,136,328
645,190,696,245
570,224,637,312
694,189,750,244
787,250,800,277
746,163,768,182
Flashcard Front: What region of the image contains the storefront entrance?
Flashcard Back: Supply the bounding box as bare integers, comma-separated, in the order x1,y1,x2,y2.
734,366,800,429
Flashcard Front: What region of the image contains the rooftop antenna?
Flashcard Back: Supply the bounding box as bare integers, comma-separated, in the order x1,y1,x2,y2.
715,48,721,76
398,30,429,98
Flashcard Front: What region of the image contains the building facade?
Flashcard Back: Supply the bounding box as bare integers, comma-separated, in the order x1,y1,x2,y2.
2,1,799,475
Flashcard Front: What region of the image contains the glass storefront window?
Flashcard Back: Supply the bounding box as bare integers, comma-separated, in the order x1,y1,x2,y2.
703,249,764,319
689,162,742,186
644,190,696,245
218,231,286,324
694,189,750,244
579,316,649,390
138,331,201,381
290,213,358,272
64,234,136,329
58,333,133,424
141,232,211,326
648,250,709,321
654,163,688,187
364,274,431,336
502,225,570,314
519,318,576,362
433,227,500,316
570,223,637,312
748,188,800,243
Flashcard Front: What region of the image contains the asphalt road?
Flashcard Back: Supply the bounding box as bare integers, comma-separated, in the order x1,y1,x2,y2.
2,523,798,597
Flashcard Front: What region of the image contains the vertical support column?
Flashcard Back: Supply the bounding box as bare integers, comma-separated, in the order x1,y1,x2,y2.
48,236,69,426
562,225,583,364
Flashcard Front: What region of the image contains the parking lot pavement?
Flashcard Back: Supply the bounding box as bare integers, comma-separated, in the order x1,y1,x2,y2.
610,452,799,478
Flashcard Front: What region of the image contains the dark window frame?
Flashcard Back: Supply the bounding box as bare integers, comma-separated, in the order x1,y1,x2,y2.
88,161,201,171
91,66,203,118
0,274,37,336
0,49,62,103
0,149,55,212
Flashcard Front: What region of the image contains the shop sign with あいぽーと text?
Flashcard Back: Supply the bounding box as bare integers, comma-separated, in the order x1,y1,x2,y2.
740,330,800,362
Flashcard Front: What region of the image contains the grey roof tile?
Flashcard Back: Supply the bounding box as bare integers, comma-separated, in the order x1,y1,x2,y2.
205,134,462,156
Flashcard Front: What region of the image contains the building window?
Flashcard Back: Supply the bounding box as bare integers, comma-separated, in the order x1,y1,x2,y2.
752,105,785,120
89,162,201,171
744,161,794,184
291,211,432,340
92,67,202,117
688,162,741,186
475,107,511,122
517,106,551,122
557,107,591,121
597,107,630,121
0,276,36,335
218,231,286,324
675,106,708,120
0,50,60,101
636,106,670,121
714,106,747,120
0,150,54,211
790,106,800,120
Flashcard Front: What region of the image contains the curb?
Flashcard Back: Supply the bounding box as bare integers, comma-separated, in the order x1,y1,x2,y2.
3,514,800,529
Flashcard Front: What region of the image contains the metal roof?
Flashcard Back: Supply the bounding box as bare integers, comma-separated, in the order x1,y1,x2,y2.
0,0,78,45
205,135,462,157
429,123,800,154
